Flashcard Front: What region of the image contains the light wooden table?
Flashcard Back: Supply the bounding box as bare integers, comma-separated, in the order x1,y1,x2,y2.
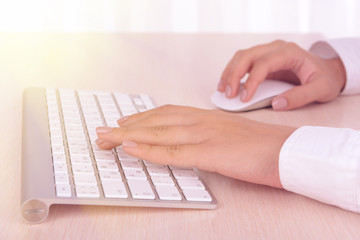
1,33,359,239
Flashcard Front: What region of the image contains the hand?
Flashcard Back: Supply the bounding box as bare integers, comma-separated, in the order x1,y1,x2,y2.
95,105,296,188
218,40,346,110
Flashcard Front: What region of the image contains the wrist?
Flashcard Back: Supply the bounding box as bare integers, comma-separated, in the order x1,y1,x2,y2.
329,57,346,92
260,125,296,189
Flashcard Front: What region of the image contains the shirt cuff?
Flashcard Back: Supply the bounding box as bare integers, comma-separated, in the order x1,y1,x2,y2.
279,126,360,213
309,39,360,95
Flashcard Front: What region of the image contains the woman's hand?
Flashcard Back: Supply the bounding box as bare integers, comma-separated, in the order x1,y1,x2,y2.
218,40,346,110
96,105,296,188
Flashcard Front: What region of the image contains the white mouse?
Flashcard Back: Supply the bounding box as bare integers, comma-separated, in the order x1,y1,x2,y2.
211,79,295,112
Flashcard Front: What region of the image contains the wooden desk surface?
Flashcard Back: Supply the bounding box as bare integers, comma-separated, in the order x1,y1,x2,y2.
1,33,359,239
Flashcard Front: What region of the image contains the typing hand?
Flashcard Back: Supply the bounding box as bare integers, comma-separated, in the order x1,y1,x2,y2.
218,40,346,110
96,105,295,188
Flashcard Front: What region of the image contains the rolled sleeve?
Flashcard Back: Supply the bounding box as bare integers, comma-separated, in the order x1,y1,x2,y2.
279,126,360,213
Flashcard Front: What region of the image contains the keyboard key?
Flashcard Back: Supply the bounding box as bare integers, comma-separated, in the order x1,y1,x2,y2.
72,163,95,174
140,94,155,109
127,180,155,200
53,162,68,173
120,160,143,169
177,179,205,190
70,155,92,164
102,181,128,198
67,138,88,146
49,129,62,137
146,166,169,176
76,185,100,198
169,165,192,170
51,145,66,154
94,152,116,162
73,174,97,186
91,144,113,154
68,146,90,156
50,136,64,145
117,153,138,161
113,93,133,105
49,121,62,130
52,154,67,163
143,161,165,167
151,175,175,186
133,97,143,106
56,184,71,197
124,169,147,180
54,172,70,184
172,169,198,180
99,171,123,181
155,185,182,200
182,189,212,202
96,161,119,172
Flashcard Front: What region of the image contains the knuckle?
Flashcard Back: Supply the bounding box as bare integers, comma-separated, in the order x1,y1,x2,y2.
119,127,129,139
151,125,168,137
271,39,286,46
234,49,245,57
284,41,300,52
158,104,175,112
166,145,182,158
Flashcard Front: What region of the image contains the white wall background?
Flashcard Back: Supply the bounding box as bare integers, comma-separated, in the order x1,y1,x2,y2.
0,0,359,38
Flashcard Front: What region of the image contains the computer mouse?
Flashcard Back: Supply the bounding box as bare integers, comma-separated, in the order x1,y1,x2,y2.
211,79,295,112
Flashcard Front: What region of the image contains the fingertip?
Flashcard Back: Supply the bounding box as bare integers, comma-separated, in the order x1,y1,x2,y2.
95,138,118,150
96,126,113,135
225,84,232,98
117,116,129,125
239,87,247,102
271,96,288,111
217,79,226,92
273,84,318,111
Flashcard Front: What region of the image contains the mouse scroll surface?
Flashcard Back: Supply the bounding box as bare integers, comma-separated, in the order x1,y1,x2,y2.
211,80,295,112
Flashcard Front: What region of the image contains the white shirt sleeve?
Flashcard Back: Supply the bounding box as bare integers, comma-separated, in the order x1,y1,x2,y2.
279,126,360,213
309,38,360,95
279,39,360,213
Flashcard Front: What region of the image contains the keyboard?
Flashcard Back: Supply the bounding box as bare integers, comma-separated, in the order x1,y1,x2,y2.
21,88,217,224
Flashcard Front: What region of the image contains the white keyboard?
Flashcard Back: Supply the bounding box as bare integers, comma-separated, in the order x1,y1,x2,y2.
21,88,217,224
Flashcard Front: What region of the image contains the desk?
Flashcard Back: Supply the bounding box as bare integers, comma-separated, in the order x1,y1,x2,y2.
1,33,359,239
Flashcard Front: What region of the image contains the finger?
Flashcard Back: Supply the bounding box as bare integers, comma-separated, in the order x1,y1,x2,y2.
122,140,199,168
95,138,119,150
119,111,200,129
225,50,253,98
226,40,287,98
97,125,204,146
118,105,203,127
271,80,325,110
266,70,300,84
242,44,304,102
218,55,236,92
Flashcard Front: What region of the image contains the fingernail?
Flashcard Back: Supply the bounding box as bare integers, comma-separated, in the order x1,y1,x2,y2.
122,140,137,148
225,85,232,97
117,116,129,125
96,126,113,134
272,97,288,110
95,138,104,145
217,80,224,90
240,88,247,102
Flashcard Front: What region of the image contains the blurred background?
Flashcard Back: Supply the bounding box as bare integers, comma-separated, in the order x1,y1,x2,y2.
0,0,359,37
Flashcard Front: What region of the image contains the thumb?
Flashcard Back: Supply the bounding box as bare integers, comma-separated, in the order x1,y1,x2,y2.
271,81,322,110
